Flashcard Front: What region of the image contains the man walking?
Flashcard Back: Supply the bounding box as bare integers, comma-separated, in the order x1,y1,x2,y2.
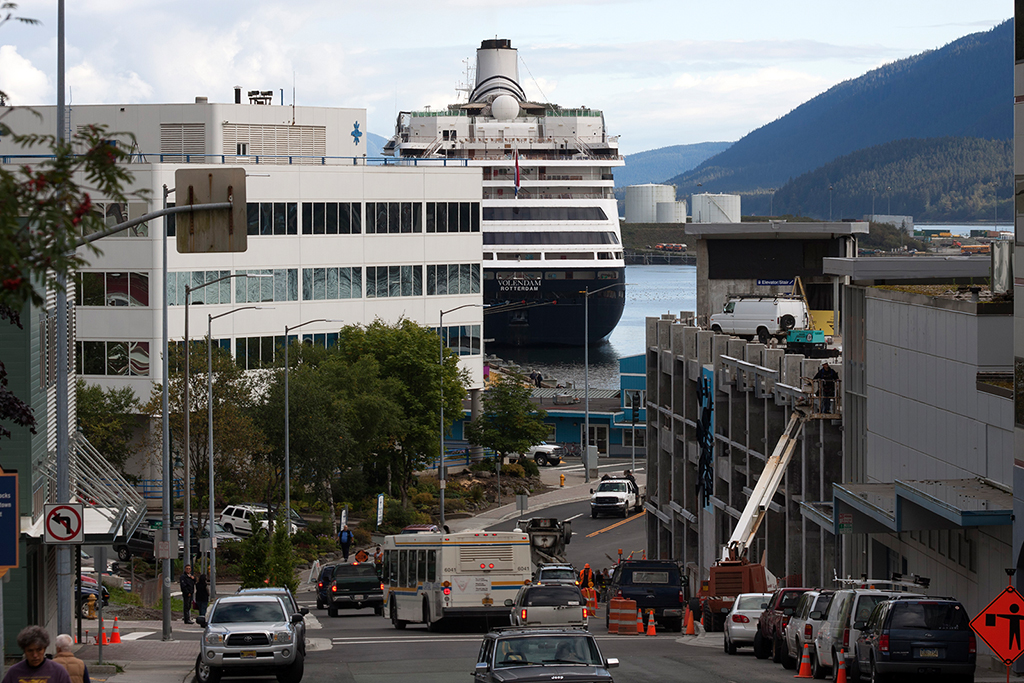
179,564,196,624
2,626,70,683
53,634,90,683
338,525,354,562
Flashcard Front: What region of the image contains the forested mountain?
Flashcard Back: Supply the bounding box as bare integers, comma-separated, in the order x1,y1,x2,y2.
665,19,1011,216
615,142,732,188
773,137,1011,222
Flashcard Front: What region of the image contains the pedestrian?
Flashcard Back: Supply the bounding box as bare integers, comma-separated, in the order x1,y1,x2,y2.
813,361,840,413
373,544,384,577
195,572,210,620
338,525,354,562
1,626,70,683
578,563,594,589
179,564,196,624
53,634,90,683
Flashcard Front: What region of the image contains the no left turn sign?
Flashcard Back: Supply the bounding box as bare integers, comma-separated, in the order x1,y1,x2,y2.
44,503,84,544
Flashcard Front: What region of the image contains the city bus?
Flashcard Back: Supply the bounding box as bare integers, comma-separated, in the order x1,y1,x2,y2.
382,530,532,630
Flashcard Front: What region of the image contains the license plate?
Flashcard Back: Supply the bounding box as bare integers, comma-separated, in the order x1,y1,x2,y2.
918,648,939,658
240,650,257,659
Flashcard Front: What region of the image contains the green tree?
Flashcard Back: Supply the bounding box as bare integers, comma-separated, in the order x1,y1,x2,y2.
238,521,270,588
75,379,141,476
267,521,298,593
0,3,139,442
465,370,549,461
331,319,469,506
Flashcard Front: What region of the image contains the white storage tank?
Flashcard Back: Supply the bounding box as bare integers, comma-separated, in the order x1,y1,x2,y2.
656,201,687,223
625,184,675,223
691,193,741,223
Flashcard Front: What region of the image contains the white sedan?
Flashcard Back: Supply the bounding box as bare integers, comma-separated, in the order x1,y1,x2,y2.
724,592,773,655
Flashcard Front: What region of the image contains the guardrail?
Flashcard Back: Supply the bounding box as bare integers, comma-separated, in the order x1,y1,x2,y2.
0,153,469,167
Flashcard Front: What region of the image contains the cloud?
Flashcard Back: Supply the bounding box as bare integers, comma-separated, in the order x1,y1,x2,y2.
67,61,154,104
0,45,50,105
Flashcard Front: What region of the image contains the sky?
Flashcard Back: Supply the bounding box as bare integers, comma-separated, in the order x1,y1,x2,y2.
0,1,1010,155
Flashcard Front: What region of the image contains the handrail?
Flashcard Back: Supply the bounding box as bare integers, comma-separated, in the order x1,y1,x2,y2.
0,153,469,167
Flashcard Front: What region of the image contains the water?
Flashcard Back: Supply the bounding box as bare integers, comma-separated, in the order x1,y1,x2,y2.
491,265,697,390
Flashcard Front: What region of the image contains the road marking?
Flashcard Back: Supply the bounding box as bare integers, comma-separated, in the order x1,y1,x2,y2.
565,513,583,522
332,636,482,645
585,510,646,538
120,631,154,640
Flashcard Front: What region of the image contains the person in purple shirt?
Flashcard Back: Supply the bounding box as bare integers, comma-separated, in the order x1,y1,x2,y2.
2,625,71,683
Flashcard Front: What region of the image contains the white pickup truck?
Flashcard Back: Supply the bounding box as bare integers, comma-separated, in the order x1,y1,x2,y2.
522,442,565,466
590,478,644,518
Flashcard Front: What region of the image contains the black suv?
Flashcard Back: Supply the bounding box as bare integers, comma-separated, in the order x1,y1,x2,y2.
315,565,337,610
853,597,975,682
605,560,688,632
473,626,618,682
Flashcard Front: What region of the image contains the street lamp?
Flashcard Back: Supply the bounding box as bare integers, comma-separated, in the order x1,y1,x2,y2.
283,319,340,531
207,305,269,600
182,273,249,568
580,283,628,483
829,184,834,221
438,304,483,531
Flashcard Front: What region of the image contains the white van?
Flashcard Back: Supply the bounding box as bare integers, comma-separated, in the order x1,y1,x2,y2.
709,296,809,343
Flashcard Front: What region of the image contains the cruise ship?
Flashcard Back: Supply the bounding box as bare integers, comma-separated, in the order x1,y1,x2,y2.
383,39,626,346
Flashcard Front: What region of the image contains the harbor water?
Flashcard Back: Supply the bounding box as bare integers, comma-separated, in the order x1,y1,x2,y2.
490,264,697,390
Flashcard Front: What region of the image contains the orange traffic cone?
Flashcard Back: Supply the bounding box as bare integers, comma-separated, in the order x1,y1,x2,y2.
100,627,108,645
645,609,656,636
685,607,696,635
111,617,121,644
636,609,644,634
794,642,812,678
835,648,847,683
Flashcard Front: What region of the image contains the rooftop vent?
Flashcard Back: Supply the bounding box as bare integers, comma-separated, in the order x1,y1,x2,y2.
195,96,208,104
248,90,274,106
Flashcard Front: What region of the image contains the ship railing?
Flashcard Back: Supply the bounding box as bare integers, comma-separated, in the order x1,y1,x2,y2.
0,153,470,167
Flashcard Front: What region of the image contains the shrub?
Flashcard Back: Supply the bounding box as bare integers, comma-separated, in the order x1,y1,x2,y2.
238,526,270,588
352,526,372,546
469,460,495,474
291,529,317,547
518,458,540,477
446,497,467,512
268,523,299,593
218,540,244,566
306,518,334,538
412,491,436,508
109,585,143,607
501,463,526,478
468,484,485,504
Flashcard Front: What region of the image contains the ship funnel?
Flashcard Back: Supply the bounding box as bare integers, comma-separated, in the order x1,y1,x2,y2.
470,38,526,103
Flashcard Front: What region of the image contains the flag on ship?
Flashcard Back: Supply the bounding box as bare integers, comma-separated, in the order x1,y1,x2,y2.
514,148,520,198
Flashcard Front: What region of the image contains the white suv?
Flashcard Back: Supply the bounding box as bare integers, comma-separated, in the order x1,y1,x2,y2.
218,504,297,536
710,296,809,343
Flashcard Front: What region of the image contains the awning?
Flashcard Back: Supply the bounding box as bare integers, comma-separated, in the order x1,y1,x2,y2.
799,500,834,532
832,478,1012,536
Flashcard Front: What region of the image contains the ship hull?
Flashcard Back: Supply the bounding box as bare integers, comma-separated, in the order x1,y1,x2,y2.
484,266,626,346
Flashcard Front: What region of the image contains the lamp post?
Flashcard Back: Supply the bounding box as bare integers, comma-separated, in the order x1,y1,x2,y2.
207,305,268,600
284,319,340,531
829,184,834,221
438,304,483,531
580,283,628,483
182,273,249,569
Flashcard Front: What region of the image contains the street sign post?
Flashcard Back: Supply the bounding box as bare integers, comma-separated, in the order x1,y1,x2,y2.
43,503,84,545
971,585,1024,666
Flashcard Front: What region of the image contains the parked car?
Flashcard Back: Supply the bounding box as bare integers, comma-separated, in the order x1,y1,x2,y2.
315,564,337,610
472,626,617,682
784,590,833,673
853,597,975,683
724,592,772,655
506,584,588,628
813,587,918,678
589,478,643,518
754,587,812,664
532,563,578,586
710,296,810,343
113,518,185,561
235,587,308,655
195,594,305,683
75,575,110,618
604,559,688,632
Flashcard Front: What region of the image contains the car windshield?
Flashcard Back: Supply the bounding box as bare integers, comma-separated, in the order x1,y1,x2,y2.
523,587,582,607
890,603,968,631
597,482,626,492
493,635,602,667
737,595,768,610
211,601,285,623
540,569,576,582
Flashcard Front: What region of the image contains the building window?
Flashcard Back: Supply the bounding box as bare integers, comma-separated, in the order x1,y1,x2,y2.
246,202,298,236
76,341,149,376
365,265,422,299
437,324,482,356
482,206,607,221
623,428,646,448
166,271,231,306
365,202,422,234
76,272,150,307
235,269,298,303
426,264,480,295
426,202,480,233
301,267,362,300
300,202,362,235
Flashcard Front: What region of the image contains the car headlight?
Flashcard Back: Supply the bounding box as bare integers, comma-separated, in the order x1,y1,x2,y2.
273,630,293,644
204,633,224,645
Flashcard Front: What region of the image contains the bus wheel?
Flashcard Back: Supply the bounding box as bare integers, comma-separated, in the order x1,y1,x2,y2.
424,599,438,632
390,601,407,630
